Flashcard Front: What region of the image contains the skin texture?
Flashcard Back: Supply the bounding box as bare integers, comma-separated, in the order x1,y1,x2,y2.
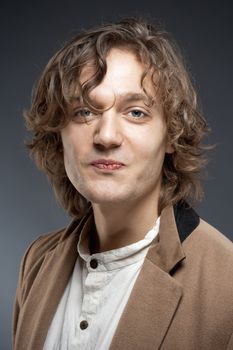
61,48,173,252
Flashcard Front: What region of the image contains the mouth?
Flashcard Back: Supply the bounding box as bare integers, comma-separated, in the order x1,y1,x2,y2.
91,159,125,170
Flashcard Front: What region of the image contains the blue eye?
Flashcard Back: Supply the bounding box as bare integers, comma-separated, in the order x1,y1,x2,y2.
129,110,145,118
72,108,97,123
75,109,92,117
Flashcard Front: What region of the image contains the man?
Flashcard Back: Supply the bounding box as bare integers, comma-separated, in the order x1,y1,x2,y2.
13,18,233,349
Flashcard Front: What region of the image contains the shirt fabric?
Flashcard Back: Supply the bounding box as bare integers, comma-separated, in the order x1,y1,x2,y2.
43,215,160,350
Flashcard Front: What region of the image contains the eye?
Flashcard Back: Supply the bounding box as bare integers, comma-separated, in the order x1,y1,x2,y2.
74,108,92,117
128,109,147,119
72,108,96,122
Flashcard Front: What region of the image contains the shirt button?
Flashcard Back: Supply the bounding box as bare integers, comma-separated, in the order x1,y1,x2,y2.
80,320,88,330
90,258,98,269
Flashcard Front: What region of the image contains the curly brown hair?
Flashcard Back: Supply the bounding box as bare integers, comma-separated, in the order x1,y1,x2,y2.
24,17,210,217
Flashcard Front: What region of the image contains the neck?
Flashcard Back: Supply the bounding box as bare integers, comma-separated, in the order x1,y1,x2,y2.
90,192,160,254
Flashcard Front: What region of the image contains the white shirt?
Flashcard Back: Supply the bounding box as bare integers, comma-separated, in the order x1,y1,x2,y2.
43,215,160,350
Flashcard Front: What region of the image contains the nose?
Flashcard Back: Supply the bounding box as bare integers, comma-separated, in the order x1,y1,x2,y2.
93,111,123,150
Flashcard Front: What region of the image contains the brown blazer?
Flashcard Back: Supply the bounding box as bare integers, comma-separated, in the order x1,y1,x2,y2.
13,203,233,349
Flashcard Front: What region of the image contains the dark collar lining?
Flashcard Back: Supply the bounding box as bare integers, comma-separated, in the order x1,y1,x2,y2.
173,201,200,243
70,201,200,245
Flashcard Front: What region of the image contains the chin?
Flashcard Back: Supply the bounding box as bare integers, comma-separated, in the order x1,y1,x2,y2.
75,179,136,205
88,194,125,205
81,188,128,205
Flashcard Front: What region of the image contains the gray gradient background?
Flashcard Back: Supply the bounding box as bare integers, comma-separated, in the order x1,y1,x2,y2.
1,1,233,349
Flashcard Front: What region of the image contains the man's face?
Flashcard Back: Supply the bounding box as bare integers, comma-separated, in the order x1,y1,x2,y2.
61,48,172,207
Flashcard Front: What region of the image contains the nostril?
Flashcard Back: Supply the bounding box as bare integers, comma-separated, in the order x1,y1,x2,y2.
93,125,123,149
94,143,110,151
93,139,122,151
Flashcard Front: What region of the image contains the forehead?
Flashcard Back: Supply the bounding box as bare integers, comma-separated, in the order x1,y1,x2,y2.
80,48,143,83
77,48,157,105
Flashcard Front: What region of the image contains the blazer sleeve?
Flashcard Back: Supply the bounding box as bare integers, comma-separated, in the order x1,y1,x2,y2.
12,236,44,348
226,331,233,350
12,224,67,348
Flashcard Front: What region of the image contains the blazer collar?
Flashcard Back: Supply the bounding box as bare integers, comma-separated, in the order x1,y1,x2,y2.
109,202,199,349
147,201,199,273
59,200,199,275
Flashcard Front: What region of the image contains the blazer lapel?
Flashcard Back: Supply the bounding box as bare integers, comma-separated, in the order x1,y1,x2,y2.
110,205,186,350
15,215,91,350
16,233,77,350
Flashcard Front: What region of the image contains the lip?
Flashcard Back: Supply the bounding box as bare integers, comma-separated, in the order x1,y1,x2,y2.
91,159,125,170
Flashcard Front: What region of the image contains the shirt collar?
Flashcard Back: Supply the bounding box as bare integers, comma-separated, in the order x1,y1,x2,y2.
77,214,160,271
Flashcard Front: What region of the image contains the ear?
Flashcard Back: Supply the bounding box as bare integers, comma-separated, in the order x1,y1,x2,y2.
165,142,174,154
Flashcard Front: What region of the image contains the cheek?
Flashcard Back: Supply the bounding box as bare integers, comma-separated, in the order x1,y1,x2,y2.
62,144,84,191
135,131,167,164
62,128,82,161
63,149,76,184
62,127,93,185
61,133,80,177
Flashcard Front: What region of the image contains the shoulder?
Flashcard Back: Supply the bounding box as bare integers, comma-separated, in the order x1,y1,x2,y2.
186,218,233,257
181,217,233,286
18,217,83,289
22,227,66,277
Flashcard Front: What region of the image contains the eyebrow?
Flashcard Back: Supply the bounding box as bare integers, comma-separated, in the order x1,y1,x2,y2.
73,92,154,108
117,92,151,103
113,92,156,109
